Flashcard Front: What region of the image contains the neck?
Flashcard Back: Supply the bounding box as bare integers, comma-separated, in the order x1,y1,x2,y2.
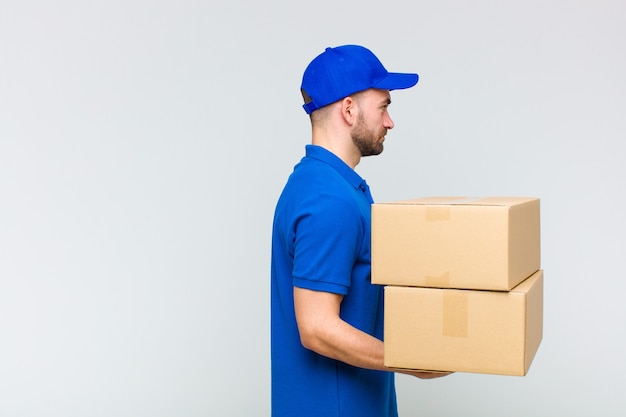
312,137,360,169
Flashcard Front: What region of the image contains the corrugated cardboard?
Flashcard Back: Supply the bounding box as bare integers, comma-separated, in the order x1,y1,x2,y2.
384,269,543,376
372,196,540,291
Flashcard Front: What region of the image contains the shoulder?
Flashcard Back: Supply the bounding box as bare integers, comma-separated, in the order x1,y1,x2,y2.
289,165,359,215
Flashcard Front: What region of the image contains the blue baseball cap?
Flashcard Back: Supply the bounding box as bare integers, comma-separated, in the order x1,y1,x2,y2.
300,45,419,114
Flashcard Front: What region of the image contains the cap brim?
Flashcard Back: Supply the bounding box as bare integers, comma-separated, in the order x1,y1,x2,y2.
374,72,419,91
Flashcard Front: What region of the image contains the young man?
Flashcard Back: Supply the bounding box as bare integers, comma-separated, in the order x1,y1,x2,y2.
271,45,449,417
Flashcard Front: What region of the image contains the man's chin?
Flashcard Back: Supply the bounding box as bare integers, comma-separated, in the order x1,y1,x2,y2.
361,146,384,157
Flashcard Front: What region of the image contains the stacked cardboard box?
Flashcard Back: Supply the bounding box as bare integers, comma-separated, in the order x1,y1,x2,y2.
372,197,543,376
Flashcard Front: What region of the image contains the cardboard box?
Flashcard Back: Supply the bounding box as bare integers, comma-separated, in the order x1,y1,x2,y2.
372,196,540,291
384,269,543,376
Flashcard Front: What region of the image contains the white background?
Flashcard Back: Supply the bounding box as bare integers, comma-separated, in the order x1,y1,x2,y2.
1,1,625,416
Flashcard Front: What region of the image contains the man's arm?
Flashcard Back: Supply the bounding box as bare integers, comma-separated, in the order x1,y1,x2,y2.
294,287,384,369
293,287,451,379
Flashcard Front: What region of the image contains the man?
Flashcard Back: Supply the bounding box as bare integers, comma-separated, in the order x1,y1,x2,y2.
271,45,449,417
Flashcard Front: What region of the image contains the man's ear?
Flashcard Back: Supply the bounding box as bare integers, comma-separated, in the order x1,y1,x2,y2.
340,96,358,126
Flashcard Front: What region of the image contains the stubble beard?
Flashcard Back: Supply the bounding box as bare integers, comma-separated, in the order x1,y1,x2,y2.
351,113,386,157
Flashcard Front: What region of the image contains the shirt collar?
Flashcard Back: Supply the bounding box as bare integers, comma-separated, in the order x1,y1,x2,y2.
305,144,365,191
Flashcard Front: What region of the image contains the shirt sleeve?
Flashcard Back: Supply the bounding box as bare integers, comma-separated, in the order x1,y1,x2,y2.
291,192,364,295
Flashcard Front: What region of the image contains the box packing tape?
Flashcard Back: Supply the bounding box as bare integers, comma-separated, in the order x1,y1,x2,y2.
442,291,468,338
426,271,450,287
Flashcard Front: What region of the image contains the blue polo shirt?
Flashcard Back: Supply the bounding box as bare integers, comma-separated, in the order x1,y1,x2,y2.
271,145,397,417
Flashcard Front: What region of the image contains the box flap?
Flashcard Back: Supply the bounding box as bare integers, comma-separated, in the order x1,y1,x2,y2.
510,270,543,294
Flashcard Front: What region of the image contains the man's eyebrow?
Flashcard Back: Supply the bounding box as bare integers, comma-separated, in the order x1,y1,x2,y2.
381,98,392,106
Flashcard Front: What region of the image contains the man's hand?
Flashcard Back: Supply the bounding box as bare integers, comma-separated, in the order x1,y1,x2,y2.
388,368,454,379
406,370,453,379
